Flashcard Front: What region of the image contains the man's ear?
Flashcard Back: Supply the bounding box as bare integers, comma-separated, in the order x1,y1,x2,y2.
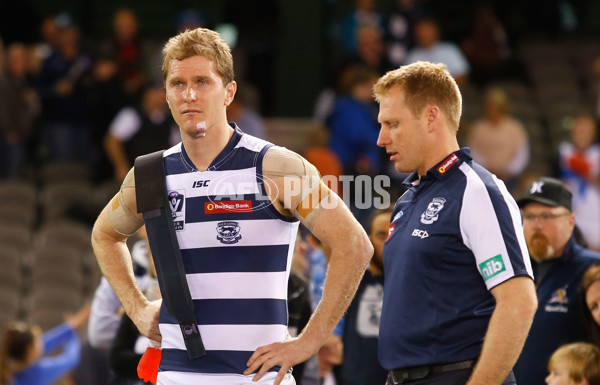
424,105,440,132
225,80,237,106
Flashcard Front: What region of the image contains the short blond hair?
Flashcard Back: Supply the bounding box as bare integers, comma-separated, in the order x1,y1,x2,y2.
548,343,600,385
373,61,462,130
162,28,234,86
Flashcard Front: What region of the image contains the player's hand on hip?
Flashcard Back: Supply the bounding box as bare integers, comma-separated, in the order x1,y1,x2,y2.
244,337,314,384
131,299,162,343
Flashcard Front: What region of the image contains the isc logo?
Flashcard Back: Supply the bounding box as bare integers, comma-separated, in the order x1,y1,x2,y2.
479,255,506,281
411,229,429,239
193,180,210,188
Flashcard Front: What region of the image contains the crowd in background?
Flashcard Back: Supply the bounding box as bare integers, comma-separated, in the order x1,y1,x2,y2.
3,0,600,384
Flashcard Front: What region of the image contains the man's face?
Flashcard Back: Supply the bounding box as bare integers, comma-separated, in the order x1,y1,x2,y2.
521,202,575,262
165,55,235,139
369,211,392,272
377,86,429,175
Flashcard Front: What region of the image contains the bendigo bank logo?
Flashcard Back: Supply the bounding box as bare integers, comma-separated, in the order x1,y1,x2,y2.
205,200,253,214
437,153,459,174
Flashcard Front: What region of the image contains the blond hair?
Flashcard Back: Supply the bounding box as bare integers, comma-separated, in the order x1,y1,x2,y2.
548,343,600,385
162,28,234,86
373,61,462,130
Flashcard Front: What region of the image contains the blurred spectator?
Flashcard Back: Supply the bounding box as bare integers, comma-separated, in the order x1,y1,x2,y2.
327,65,381,176
35,15,61,62
546,343,600,385
467,87,529,192
88,48,129,182
104,85,175,182
304,124,343,196
581,264,600,346
0,304,90,385
287,232,317,385
340,0,383,55
306,233,343,383
227,85,266,139
110,9,146,97
514,177,600,385
383,0,428,69
341,208,390,385
0,42,40,179
36,20,92,163
405,18,470,87
557,113,600,251
460,3,511,86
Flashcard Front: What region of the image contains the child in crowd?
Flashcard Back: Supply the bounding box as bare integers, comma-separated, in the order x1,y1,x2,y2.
546,343,600,385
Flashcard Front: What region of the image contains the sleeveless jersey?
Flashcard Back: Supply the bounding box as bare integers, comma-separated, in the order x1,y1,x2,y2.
157,125,299,380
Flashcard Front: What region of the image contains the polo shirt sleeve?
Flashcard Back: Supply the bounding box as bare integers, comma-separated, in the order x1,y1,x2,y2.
109,107,142,142
458,165,533,290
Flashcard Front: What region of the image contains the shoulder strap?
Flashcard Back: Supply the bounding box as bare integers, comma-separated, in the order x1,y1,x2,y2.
134,151,206,359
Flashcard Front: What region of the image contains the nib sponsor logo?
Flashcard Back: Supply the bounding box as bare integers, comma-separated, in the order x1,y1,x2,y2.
479,255,506,281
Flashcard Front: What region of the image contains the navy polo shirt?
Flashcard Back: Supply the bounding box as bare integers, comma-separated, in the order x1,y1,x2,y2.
514,236,600,385
378,148,533,370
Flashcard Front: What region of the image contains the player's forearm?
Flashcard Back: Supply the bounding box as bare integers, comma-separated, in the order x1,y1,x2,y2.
299,235,372,349
91,222,148,317
467,283,537,385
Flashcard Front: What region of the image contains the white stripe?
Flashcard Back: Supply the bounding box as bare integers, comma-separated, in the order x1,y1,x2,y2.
187,272,289,299
163,142,182,157
178,219,295,249
159,323,287,351
157,371,295,385
459,163,517,289
234,134,270,153
166,168,260,198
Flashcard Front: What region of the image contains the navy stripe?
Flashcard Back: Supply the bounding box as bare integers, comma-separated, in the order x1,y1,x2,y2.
185,194,277,222
470,162,528,274
181,245,289,273
164,151,191,175
165,149,263,175
160,349,280,374
160,299,288,325
160,349,282,374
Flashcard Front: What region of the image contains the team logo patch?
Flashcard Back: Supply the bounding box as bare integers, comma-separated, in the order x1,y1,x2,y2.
420,197,446,224
168,190,185,230
216,221,242,244
479,255,506,281
205,200,253,214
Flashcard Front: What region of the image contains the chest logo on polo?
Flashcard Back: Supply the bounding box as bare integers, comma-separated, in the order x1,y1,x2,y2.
168,190,185,230
420,197,446,224
216,221,242,244
479,255,506,281
545,285,569,313
411,229,429,239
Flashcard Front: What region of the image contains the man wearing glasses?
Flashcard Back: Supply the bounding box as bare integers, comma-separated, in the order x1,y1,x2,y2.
514,176,600,385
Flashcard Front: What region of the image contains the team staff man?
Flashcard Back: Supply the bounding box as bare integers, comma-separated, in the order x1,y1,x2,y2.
91,28,373,385
374,61,537,385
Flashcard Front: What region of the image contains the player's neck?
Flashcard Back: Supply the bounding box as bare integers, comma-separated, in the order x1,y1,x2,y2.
418,135,460,177
182,123,234,171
